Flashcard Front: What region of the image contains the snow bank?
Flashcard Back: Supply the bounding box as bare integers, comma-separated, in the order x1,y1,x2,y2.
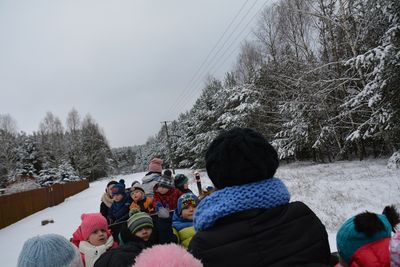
0,161,399,266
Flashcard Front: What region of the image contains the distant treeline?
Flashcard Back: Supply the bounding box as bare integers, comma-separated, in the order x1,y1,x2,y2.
136,0,400,169
0,110,117,187
2,0,399,184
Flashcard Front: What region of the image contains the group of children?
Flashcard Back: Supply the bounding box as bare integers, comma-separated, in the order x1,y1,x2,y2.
16,154,400,267
71,158,199,266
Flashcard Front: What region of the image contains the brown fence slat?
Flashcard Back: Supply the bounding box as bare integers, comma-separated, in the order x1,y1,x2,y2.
52,183,65,206
0,180,89,229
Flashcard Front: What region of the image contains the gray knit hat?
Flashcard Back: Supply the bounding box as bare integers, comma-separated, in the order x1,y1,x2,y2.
17,234,83,267
127,211,154,234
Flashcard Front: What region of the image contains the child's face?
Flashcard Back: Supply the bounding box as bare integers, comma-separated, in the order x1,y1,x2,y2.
106,185,114,197
183,183,189,189
113,194,124,202
88,229,107,246
157,186,169,195
131,190,144,202
181,205,196,220
134,227,153,241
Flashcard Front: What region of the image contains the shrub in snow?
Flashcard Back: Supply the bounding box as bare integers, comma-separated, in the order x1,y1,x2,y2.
38,167,58,186
57,161,80,182
38,161,80,186
6,180,40,194
387,151,400,169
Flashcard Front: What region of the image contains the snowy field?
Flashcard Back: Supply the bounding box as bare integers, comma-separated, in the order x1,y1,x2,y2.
1,159,399,266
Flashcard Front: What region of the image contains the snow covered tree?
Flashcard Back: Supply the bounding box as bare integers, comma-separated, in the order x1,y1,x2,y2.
57,160,80,181
111,147,136,174
0,114,18,187
11,133,41,182
65,108,83,173
78,115,112,181
339,0,400,159
38,112,65,167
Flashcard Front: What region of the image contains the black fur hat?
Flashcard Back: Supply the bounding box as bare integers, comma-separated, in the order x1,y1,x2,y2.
205,127,279,189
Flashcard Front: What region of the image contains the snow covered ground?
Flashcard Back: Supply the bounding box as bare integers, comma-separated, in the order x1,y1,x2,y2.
1,159,399,266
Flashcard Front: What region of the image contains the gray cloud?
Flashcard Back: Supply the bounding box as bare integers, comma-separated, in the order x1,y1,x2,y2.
0,0,267,147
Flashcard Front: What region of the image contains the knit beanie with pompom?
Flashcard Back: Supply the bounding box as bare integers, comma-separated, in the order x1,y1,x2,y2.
111,179,126,196
17,234,83,267
133,243,203,267
336,212,392,263
79,213,108,240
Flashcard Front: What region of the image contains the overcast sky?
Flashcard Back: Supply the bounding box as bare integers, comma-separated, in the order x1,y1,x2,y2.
0,0,270,148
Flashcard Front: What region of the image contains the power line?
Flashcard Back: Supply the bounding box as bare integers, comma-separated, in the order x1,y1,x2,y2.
170,0,268,119
167,0,264,120
158,1,272,160
164,0,252,120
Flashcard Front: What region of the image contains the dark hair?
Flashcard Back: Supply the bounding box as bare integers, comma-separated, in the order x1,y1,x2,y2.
106,180,118,192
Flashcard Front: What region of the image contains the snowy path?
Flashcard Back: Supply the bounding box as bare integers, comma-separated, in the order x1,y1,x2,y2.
1,160,399,266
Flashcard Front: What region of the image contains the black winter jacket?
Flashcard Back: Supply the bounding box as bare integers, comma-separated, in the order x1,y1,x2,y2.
93,240,147,267
100,202,110,219
188,201,331,267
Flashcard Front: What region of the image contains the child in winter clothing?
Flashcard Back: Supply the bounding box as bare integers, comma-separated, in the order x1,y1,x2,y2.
118,210,154,246
142,158,163,197
71,213,117,267
336,205,399,267
133,243,203,267
153,175,182,212
100,180,118,219
174,174,193,194
172,193,198,249
129,184,154,214
107,179,131,224
18,234,84,267
93,211,154,267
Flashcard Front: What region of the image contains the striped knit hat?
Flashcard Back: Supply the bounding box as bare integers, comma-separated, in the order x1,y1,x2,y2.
127,211,154,234
157,175,174,189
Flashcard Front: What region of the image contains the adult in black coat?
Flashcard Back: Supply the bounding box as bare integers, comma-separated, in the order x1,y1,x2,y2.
188,128,331,267
100,180,118,219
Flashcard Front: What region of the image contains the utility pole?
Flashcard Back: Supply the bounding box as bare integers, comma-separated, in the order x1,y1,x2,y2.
161,121,175,174
138,147,144,172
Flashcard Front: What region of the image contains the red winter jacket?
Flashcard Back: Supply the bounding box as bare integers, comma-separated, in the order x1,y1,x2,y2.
347,237,390,267
153,188,182,211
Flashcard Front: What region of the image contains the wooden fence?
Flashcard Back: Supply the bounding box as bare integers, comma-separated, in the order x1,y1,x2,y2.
0,180,89,229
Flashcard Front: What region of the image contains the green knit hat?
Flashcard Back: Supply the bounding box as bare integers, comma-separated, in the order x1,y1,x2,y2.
127,211,153,234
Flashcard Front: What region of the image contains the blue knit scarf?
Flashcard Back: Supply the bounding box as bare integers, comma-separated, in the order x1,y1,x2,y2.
194,178,290,232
